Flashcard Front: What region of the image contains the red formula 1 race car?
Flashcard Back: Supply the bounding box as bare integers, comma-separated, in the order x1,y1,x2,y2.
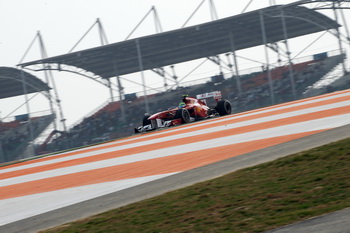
134,91,232,133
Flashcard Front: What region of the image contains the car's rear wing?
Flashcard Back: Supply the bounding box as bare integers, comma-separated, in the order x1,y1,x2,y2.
196,91,222,102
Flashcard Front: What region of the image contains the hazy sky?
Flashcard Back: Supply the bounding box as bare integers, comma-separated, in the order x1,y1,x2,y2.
0,0,349,128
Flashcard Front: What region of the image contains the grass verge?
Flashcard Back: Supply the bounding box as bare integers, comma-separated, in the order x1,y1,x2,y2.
41,137,350,233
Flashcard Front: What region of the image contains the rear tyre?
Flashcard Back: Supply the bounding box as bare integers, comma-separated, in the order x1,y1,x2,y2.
142,115,151,126
175,108,190,123
216,99,232,116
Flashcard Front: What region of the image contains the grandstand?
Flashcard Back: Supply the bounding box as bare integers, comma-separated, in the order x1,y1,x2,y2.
0,67,56,163
36,51,347,154
1,1,350,161
1,114,55,162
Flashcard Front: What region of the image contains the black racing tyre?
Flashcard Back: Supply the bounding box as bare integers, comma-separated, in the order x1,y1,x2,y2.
142,115,151,126
216,99,232,116
175,108,190,123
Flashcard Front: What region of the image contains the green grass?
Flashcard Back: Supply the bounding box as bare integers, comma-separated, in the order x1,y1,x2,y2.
41,137,350,233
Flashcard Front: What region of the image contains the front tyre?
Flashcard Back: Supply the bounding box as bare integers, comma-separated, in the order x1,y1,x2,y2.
175,108,190,123
216,99,232,116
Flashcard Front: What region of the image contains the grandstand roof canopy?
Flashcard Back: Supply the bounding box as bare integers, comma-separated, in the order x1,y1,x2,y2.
0,67,51,99
19,4,339,79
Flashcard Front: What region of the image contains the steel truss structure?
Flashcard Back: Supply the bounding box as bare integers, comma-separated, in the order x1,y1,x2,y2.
17,0,350,129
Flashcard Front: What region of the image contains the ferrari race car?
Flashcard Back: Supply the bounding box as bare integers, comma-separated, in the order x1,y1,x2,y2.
134,91,232,133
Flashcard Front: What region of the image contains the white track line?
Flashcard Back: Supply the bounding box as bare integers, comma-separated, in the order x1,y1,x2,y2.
1,90,350,226
0,173,178,226
21,89,350,161
2,98,350,174
2,113,350,187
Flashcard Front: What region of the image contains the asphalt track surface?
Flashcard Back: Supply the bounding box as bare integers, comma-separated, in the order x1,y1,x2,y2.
264,207,350,233
1,89,350,233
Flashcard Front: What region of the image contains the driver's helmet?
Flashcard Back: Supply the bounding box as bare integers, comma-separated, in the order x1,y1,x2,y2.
181,94,189,102
179,102,186,108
